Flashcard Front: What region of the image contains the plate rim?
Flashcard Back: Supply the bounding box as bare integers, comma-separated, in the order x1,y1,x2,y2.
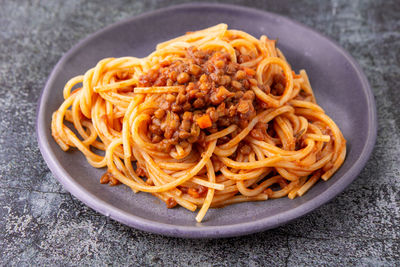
36,2,377,238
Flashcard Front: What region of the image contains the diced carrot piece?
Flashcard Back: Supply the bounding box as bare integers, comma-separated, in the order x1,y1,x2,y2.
244,67,256,76
196,114,212,129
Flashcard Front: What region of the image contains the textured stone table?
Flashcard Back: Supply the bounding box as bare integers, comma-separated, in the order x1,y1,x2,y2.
1,0,399,265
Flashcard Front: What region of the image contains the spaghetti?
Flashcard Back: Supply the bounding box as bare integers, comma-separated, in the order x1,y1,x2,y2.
51,24,346,222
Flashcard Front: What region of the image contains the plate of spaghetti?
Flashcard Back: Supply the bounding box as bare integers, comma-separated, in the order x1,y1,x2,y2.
37,3,377,238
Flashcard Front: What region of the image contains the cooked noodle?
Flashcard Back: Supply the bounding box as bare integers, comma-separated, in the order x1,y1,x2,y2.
51,24,346,222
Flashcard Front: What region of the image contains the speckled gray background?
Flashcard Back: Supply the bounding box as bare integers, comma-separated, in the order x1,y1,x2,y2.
0,0,399,266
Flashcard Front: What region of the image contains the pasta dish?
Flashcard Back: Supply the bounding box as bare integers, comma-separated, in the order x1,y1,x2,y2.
51,24,346,222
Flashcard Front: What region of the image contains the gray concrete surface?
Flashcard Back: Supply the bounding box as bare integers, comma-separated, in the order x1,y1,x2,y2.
0,0,399,266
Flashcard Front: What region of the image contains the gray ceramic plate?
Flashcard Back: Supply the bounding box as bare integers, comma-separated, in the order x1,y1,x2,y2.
37,3,377,238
